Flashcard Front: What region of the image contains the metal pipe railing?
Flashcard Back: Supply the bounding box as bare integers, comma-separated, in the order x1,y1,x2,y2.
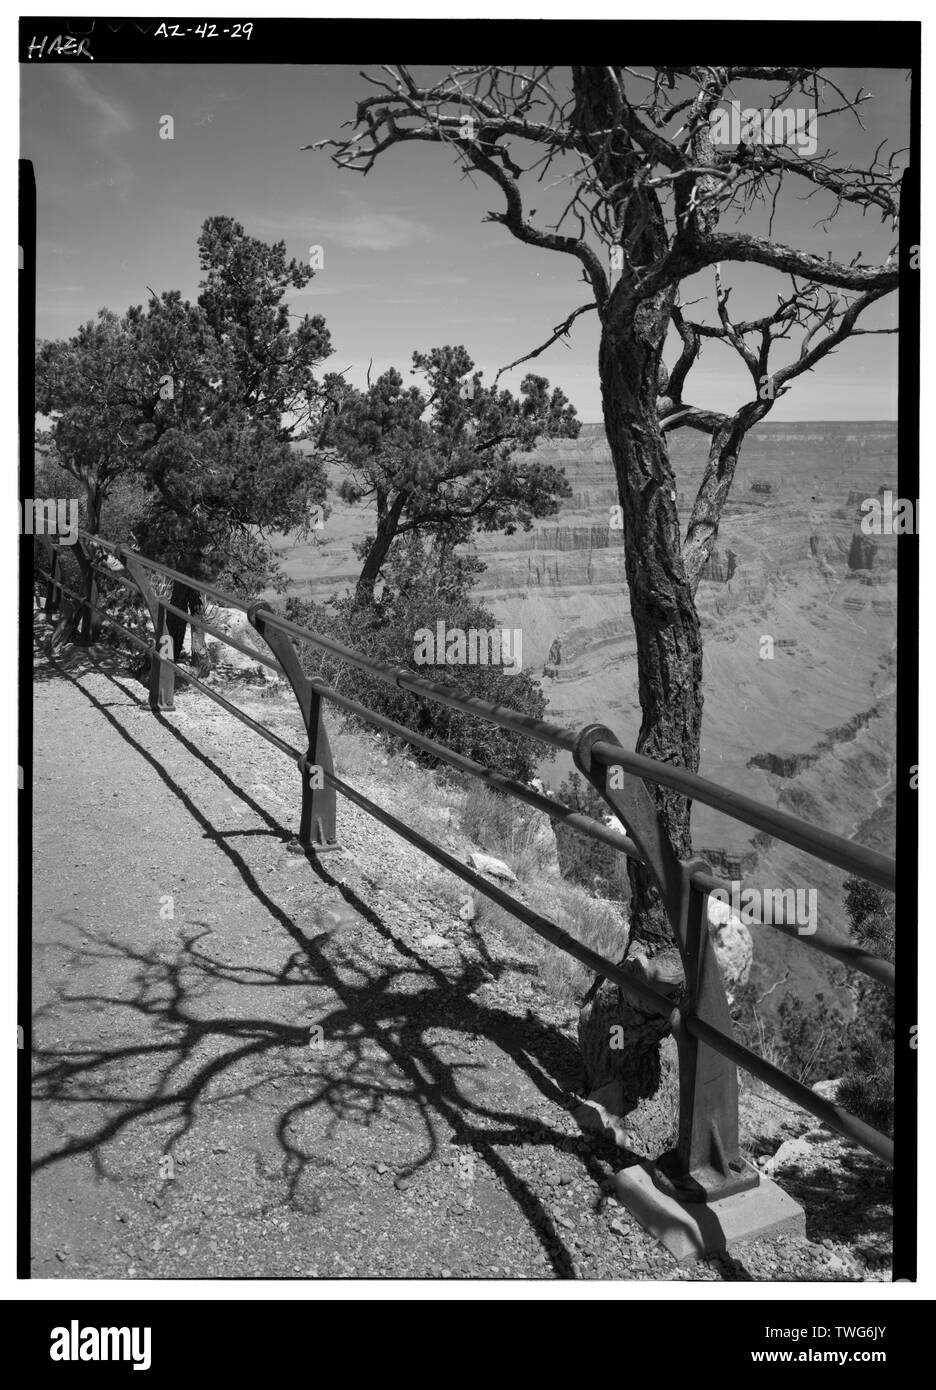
40,543,898,962
591,739,895,893
160,600,283,674
63,541,897,895
36,573,153,655
252,604,581,753
310,669,894,984
248,604,895,894
305,674,645,860
76,530,253,614
35,535,897,1177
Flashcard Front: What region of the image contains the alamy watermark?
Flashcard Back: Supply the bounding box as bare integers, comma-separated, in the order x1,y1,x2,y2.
20,497,79,544
859,491,918,535
413,621,522,675
50,1321,152,1371
709,101,818,157
709,880,818,935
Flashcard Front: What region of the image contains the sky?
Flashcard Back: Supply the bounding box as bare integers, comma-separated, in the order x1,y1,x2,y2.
21,62,910,422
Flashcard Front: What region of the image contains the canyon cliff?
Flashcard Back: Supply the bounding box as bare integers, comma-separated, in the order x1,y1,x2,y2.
270,421,897,1016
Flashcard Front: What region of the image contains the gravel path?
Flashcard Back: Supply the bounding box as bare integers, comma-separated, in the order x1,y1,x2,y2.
30,623,892,1281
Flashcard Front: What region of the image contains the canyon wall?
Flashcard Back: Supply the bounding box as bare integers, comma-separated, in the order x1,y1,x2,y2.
270,421,898,1009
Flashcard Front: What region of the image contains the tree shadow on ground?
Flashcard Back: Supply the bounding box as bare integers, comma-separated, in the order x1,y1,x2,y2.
36,627,859,1280
34,642,653,1278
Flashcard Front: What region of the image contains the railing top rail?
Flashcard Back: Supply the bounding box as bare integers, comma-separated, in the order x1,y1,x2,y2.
252,603,581,750
590,741,895,893
251,604,895,894
76,531,253,614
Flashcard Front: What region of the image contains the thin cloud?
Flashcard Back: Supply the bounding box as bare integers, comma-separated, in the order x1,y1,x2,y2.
310,211,434,252
56,67,136,200
57,67,135,142
242,209,430,253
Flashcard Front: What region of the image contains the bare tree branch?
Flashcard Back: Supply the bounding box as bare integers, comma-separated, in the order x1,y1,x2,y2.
494,302,597,383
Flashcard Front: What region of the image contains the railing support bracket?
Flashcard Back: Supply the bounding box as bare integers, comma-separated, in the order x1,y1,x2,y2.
119,548,175,710
248,605,340,853
574,723,756,1205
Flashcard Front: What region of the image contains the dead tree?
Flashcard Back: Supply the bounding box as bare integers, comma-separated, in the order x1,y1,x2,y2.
312,65,903,1126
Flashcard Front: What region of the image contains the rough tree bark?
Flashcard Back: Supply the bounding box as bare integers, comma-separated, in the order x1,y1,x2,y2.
354,491,408,604
577,302,703,1142
571,70,702,1137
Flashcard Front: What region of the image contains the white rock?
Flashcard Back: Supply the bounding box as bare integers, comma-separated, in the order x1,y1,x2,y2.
468,852,517,882
706,898,753,990
420,933,453,951
811,1077,842,1102
761,1132,834,1177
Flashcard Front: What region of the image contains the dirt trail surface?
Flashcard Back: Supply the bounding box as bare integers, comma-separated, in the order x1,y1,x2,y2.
31,625,891,1282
